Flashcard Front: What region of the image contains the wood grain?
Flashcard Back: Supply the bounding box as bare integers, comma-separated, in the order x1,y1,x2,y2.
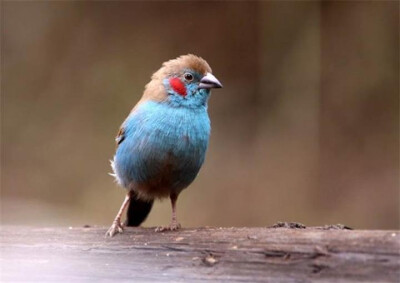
1,225,399,282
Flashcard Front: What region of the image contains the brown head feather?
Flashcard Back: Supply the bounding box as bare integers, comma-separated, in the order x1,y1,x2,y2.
139,54,212,103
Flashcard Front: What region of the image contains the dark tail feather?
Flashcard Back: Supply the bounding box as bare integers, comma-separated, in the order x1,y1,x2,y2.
125,191,154,227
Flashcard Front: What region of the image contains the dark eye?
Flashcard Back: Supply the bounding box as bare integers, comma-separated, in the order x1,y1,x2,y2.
184,73,193,82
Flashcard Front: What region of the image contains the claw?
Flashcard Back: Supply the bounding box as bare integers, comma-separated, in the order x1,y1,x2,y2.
105,220,124,237
155,222,181,232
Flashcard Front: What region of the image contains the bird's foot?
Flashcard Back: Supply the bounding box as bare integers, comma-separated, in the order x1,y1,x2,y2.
155,222,181,232
105,219,124,237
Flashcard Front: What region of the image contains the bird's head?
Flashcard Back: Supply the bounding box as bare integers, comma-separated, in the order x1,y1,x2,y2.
142,54,222,108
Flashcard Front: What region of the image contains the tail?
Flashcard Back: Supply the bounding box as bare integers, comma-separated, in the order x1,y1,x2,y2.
125,191,154,227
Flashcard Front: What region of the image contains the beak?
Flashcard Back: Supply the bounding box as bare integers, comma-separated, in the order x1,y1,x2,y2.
198,73,223,89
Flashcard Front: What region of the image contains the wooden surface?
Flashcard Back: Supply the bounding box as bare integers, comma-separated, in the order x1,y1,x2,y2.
1,225,399,282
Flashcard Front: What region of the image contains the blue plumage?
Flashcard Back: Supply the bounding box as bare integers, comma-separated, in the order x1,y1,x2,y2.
106,54,222,237
112,99,211,199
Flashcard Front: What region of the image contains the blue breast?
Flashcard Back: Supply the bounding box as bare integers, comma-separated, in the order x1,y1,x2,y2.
113,100,211,196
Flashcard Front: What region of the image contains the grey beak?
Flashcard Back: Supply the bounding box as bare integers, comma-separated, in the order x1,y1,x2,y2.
198,73,223,89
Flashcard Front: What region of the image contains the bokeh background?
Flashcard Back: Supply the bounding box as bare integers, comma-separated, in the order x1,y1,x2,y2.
2,1,399,229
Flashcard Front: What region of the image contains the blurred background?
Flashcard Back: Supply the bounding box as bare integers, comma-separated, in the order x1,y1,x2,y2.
1,1,399,229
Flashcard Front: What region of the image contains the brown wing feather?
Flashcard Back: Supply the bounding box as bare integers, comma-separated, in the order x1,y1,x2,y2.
115,127,125,145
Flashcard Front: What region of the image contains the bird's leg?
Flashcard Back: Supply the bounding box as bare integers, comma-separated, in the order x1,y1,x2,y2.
105,192,131,237
155,193,181,232
169,193,181,230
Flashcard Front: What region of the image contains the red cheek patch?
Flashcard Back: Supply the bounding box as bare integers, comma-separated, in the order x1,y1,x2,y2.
169,77,187,96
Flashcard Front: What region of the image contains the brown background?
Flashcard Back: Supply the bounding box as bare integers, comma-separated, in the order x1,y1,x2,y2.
2,1,399,229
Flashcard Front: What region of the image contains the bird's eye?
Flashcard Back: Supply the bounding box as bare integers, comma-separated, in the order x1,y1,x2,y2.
184,73,194,82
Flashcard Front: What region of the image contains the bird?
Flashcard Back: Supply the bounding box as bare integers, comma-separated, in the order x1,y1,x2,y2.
106,54,222,237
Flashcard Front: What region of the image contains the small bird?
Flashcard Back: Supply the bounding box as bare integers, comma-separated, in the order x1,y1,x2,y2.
106,54,222,237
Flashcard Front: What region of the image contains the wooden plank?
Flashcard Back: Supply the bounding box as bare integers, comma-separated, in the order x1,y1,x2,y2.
1,225,399,282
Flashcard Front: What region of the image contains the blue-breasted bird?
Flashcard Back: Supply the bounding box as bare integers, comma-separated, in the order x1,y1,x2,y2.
106,54,222,237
